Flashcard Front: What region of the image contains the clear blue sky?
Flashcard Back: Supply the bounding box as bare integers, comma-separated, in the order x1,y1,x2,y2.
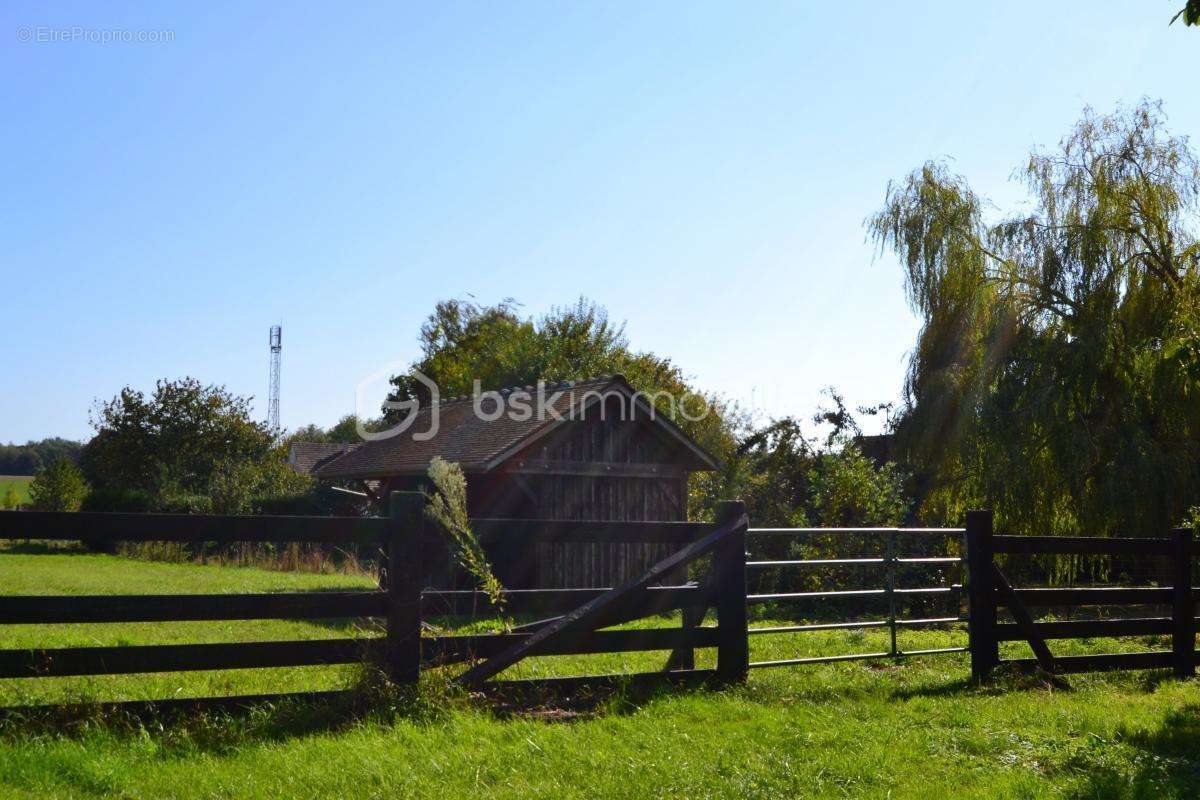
2,1,1196,443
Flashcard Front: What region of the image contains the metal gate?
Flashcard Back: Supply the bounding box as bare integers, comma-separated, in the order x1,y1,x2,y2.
744,526,970,669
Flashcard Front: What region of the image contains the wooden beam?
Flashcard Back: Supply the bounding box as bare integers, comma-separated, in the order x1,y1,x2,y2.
424,627,720,665
0,511,388,544
466,519,711,544
993,535,1173,556
0,639,381,678
1004,651,1172,674
1172,528,1195,678
387,492,424,685
999,587,1172,606
0,591,386,624
420,585,708,617
993,565,1055,672
501,460,685,479
994,617,1173,640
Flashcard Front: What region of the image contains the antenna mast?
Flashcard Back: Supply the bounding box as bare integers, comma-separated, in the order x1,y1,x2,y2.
268,324,282,431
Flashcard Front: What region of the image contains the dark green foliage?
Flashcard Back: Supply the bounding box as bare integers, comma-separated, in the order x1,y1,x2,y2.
0,437,82,475
81,378,275,497
730,418,814,528
28,459,89,512
157,494,215,515
870,102,1200,538
208,458,312,516
809,445,907,528
1172,1,1199,25
81,487,157,513
385,296,740,518
278,416,373,454
324,415,366,444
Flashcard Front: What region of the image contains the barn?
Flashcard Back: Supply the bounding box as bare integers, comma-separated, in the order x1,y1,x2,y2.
313,374,719,588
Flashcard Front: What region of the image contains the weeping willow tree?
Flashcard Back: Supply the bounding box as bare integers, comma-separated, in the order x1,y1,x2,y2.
870,102,1200,539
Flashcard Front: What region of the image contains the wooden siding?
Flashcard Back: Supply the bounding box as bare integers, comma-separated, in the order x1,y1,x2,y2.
516,408,690,588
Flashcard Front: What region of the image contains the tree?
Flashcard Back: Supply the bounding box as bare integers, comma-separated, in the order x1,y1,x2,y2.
2,485,20,510
809,445,908,528
387,297,740,517
387,297,625,406
729,418,815,528
29,459,89,512
326,415,367,443
0,438,83,475
869,102,1200,537
80,378,274,498
208,457,312,515
278,424,330,451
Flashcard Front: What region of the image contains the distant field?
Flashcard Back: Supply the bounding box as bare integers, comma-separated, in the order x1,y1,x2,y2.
0,475,32,507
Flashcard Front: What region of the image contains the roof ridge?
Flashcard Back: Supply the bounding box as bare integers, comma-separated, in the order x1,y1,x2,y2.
433,374,621,405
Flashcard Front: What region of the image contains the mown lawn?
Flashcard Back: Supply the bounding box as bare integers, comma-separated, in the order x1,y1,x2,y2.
2,546,1200,798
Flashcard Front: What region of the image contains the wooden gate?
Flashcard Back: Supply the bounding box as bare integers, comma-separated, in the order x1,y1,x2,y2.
744,524,968,668
965,510,1196,680
417,499,749,690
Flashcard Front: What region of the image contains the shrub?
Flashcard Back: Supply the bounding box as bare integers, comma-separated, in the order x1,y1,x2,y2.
2,485,20,510
82,487,157,513
809,444,908,527
209,457,313,515
252,493,323,516
28,459,89,512
424,457,504,609
157,493,214,515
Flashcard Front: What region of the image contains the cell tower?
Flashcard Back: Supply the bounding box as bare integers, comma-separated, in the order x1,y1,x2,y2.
267,324,282,431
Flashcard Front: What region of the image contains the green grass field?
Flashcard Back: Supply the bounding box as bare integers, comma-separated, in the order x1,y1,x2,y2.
2,546,1199,799
0,476,32,508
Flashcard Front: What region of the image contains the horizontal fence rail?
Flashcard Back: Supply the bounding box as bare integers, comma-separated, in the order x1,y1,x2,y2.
0,639,378,679
467,519,713,544
743,526,967,669
993,534,1174,556
0,591,388,624
0,511,390,544
421,584,709,616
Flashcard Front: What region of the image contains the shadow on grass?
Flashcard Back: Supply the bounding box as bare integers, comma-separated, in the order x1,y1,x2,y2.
1065,703,1200,799
0,541,87,556
0,665,717,751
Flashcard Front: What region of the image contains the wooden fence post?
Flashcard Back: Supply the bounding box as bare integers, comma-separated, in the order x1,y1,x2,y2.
714,500,749,683
387,491,424,685
1172,528,1194,679
966,509,997,683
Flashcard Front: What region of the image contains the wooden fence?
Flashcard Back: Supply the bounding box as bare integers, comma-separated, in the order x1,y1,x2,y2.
0,495,748,710
965,510,1196,680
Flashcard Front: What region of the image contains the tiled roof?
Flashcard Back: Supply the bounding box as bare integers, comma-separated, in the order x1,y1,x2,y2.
288,442,361,475
315,374,718,479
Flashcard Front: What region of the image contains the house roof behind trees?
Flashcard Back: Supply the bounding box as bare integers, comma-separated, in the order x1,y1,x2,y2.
314,374,719,480
288,442,360,476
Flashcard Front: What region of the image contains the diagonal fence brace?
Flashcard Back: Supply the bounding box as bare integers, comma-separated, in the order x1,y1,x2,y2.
455,512,747,688
993,564,1055,673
